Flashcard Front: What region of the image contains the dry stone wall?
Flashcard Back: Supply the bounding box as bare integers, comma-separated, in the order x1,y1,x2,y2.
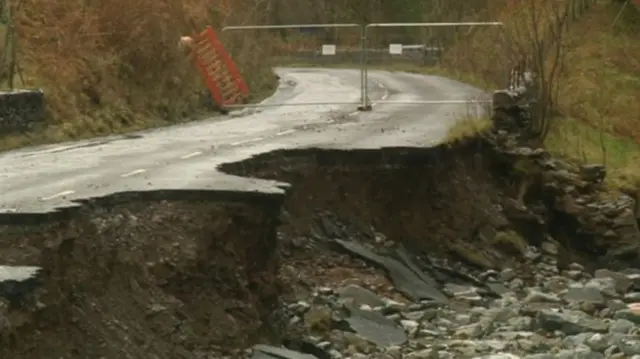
0,89,46,136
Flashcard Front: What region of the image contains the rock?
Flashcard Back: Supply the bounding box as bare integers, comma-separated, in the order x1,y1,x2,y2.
337,284,387,308
585,333,610,352
613,309,640,325
540,241,559,256
405,349,440,359
624,292,640,302
400,319,419,336
563,286,606,306
471,354,521,359
250,344,318,359
385,345,402,359
543,276,570,294
0,265,44,305
453,323,487,339
304,306,334,333
609,318,635,334
332,239,448,302
579,164,606,184
522,355,553,359
535,309,610,335
554,347,604,359
585,277,620,299
499,268,517,282
594,269,633,293
523,290,562,304
343,305,408,347
616,337,640,356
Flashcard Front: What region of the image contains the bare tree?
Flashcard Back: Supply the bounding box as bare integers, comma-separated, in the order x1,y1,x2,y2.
500,0,571,141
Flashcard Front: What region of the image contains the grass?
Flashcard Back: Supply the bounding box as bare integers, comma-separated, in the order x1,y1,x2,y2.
443,116,492,144
435,0,640,190
281,46,640,190
0,0,278,151
431,63,640,190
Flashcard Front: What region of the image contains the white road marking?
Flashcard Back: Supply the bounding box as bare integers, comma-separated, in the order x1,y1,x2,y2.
0,208,17,213
120,169,146,178
40,190,75,201
372,84,390,107
276,129,296,136
231,137,263,146
180,151,202,159
25,145,78,156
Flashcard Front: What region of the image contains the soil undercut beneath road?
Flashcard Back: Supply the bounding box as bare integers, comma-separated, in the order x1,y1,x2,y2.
1,138,639,359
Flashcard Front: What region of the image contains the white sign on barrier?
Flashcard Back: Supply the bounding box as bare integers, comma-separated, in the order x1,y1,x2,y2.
321,44,336,55
389,43,403,55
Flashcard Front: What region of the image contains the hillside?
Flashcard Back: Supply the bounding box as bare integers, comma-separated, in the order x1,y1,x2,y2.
440,0,640,189
1,0,638,186
0,0,276,149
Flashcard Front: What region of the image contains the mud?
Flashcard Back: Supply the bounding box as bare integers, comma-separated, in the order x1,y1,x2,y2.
0,138,630,358
0,191,282,358
219,140,524,271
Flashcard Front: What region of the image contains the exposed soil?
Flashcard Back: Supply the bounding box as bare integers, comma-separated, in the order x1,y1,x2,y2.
220,142,526,272
0,138,635,358
0,192,282,358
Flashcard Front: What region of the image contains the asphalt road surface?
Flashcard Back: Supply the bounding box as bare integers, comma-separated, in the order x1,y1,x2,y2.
0,67,488,213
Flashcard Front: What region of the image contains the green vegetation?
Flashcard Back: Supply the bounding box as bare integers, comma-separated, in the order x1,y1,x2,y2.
440,0,640,189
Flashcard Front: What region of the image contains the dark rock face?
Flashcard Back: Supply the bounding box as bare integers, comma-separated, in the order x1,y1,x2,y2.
0,89,46,135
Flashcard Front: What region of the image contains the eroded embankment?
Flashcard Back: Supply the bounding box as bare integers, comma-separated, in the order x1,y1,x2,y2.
1,135,639,358
0,191,282,358
219,140,529,271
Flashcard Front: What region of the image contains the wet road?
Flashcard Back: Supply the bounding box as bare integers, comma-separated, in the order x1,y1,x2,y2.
0,67,487,213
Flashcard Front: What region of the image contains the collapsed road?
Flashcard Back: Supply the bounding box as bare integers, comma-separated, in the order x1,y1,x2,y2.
0,67,486,213
2,67,640,359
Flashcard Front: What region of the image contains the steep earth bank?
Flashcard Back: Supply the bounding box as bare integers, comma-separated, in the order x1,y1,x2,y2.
1,96,640,358
1,0,277,150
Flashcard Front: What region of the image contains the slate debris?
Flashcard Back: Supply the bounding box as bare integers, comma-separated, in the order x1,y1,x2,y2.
331,238,449,303
246,236,640,359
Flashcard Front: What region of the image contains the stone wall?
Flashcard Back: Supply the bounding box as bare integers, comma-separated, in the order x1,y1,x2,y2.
0,89,46,136
488,86,640,268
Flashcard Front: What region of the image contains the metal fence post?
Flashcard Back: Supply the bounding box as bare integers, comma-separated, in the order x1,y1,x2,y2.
362,22,503,107
359,24,372,111
219,23,365,111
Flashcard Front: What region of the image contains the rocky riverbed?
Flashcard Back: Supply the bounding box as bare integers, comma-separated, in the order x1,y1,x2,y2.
246,217,640,359
240,87,640,359
2,81,639,359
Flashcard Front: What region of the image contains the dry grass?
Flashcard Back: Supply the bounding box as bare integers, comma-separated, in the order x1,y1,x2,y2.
443,116,492,143
0,0,277,150
436,0,640,190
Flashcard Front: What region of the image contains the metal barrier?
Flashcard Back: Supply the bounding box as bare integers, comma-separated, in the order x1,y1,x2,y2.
221,24,369,110
362,22,504,107
217,21,505,112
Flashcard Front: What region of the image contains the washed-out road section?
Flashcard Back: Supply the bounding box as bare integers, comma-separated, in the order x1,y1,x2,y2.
0,67,487,213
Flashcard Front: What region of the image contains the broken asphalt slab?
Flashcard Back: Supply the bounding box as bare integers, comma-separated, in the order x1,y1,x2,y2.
250,344,320,359
342,303,408,347
0,265,44,305
331,239,449,303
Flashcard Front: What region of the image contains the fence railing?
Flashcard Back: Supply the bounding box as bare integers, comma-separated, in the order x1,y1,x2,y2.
221,22,503,111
